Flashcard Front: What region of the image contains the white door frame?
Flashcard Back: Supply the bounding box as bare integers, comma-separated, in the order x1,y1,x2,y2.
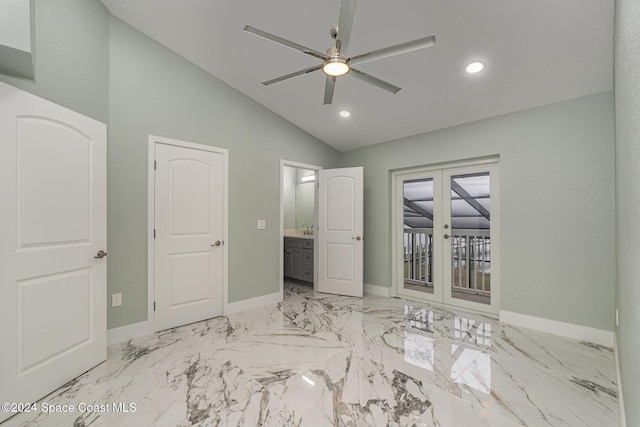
391,157,500,316
279,159,322,295
148,135,228,330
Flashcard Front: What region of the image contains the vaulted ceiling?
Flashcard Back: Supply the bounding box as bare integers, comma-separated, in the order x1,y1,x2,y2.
101,0,613,151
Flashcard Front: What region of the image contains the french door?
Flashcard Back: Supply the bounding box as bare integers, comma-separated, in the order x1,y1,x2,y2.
394,161,500,314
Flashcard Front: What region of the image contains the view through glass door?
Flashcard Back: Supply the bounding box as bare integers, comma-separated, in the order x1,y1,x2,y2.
395,161,500,314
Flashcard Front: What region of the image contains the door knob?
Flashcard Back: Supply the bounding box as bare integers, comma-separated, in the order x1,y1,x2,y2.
352,236,362,241
94,250,107,259
443,234,450,239
212,240,222,247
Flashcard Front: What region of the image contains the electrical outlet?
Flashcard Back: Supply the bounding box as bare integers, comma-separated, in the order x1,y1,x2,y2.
112,293,122,307
257,220,266,230
616,309,619,327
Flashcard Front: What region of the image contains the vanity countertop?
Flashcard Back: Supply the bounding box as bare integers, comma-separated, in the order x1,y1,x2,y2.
284,230,314,240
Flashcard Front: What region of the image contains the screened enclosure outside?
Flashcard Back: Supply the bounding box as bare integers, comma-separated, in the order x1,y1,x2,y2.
403,178,436,294
403,172,491,304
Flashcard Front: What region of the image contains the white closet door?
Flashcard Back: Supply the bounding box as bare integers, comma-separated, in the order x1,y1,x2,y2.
154,141,225,331
0,82,107,423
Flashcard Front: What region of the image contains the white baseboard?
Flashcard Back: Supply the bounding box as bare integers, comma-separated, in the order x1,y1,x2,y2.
107,320,153,346
364,283,392,297
225,291,282,315
107,292,283,345
614,334,627,427
499,310,614,347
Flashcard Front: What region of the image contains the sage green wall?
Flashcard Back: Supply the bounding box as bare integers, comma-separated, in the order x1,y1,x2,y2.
107,18,339,328
340,92,615,331
0,0,109,123
614,0,640,424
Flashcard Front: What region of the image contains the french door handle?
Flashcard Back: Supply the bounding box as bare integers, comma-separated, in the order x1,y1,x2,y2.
94,250,107,259
443,234,450,239
211,240,222,247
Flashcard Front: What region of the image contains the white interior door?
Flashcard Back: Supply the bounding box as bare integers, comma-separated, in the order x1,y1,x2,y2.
0,82,107,423
154,141,226,331
317,167,363,297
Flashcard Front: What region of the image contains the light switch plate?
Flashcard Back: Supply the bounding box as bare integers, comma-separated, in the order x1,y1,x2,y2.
112,293,122,307
257,220,266,230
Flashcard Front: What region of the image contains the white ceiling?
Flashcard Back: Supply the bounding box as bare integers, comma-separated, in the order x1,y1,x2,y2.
101,0,613,152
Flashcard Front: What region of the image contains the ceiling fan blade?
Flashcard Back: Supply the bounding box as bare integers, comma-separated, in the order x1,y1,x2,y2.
244,25,329,61
323,76,336,105
336,0,358,56
349,35,436,66
349,68,401,94
262,65,322,86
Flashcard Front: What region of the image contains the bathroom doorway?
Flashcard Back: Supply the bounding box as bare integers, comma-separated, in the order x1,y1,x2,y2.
279,160,321,297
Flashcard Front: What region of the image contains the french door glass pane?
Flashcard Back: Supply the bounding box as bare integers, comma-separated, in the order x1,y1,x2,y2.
403,178,434,294
449,172,491,305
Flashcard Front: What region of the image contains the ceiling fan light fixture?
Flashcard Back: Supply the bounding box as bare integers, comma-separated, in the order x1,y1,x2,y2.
322,57,350,77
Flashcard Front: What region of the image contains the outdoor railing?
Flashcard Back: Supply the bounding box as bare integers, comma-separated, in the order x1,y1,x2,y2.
404,228,491,295
404,228,434,286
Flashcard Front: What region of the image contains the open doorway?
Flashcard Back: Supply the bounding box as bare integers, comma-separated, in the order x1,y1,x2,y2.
279,160,321,297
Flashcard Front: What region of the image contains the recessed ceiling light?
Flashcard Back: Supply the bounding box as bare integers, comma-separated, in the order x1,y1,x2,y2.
465,61,485,74
339,110,351,118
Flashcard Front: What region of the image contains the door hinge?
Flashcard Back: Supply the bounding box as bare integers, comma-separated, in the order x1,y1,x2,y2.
154,229,156,239
154,302,156,311
154,160,157,170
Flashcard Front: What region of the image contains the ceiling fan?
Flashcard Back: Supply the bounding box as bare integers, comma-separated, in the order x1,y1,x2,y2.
244,0,436,105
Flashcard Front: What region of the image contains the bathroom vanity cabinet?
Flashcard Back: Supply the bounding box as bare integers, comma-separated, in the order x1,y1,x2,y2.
284,237,314,283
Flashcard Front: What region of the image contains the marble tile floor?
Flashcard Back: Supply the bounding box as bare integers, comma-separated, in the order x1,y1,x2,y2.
3,282,620,426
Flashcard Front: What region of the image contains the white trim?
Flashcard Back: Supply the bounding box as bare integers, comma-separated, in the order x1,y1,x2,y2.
148,135,229,331
225,292,282,315
107,321,153,346
364,283,392,297
614,334,627,427
499,310,614,347
147,140,155,335
279,160,322,297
